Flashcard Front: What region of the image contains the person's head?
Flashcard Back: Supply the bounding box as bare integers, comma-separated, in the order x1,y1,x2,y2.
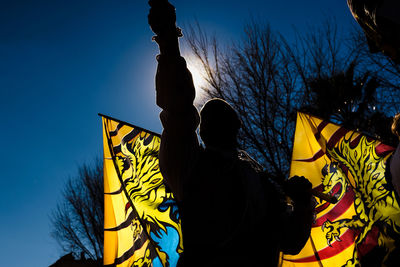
199,98,241,149
347,0,400,63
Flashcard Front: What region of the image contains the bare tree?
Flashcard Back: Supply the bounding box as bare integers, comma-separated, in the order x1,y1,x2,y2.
351,29,400,110
185,21,305,180
298,25,400,146
50,159,103,263
183,20,400,181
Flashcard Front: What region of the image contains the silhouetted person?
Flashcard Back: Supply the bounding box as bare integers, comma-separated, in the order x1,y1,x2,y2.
347,0,400,200
389,114,400,197
348,0,400,63
349,3,400,266
148,1,314,266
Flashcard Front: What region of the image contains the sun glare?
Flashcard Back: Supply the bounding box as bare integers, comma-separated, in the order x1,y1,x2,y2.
185,55,208,105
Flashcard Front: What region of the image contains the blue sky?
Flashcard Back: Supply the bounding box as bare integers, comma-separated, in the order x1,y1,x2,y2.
0,1,356,266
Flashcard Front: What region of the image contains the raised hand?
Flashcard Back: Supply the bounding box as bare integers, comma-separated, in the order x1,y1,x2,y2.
284,175,312,205
148,0,178,37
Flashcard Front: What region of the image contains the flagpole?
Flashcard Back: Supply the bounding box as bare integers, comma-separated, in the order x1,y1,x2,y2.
310,235,323,267
98,113,161,138
239,149,337,204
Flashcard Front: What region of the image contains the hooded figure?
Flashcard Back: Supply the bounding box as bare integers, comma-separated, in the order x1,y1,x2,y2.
148,1,314,266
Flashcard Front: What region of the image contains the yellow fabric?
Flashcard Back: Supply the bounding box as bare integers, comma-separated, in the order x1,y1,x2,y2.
282,113,400,267
102,117,183,267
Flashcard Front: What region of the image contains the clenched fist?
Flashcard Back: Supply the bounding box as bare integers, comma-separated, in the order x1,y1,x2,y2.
148,0,177,37
284,175,312,205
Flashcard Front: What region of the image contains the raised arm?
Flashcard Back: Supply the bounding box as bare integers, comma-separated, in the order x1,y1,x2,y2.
148,0,200,202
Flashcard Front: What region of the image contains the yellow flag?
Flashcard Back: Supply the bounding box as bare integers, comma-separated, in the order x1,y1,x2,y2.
281,113,400,267
102,115,183,267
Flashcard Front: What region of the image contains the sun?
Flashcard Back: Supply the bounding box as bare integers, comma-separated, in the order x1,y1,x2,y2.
187,62,206,89
184,54,208,104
